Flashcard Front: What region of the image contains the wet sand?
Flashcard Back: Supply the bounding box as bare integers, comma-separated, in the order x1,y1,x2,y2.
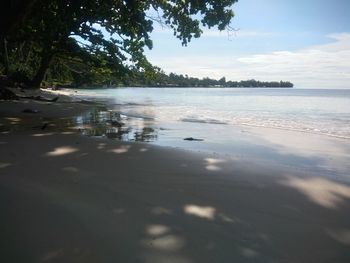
1,89,350,262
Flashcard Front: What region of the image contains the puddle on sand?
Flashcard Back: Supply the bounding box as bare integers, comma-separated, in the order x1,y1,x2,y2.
74,107,159,142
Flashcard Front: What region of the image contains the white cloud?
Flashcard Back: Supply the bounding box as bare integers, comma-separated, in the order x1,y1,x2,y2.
148,33,350,88
235,33,350,87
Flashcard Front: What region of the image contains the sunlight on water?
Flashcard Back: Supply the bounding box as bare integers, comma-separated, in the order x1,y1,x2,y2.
74,107,159,142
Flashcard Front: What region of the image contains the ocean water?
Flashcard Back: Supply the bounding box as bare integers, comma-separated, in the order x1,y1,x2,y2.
74,87,350,140
71,87,350,178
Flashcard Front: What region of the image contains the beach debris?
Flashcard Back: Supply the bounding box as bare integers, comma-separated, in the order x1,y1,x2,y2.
41,122,48,130
184,137,204,141
22,108,40,113
32,122,49,130
19,95,59,102
106,120,123,127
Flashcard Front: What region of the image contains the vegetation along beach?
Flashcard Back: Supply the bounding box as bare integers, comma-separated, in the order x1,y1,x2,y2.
1,0,350,262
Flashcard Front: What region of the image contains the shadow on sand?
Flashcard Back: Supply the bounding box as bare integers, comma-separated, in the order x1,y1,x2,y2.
1,120,350,263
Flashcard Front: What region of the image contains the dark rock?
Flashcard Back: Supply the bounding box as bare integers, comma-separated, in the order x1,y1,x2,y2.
106,120,123,127
184,137,204,141
41,123,48,130
22,108,40,113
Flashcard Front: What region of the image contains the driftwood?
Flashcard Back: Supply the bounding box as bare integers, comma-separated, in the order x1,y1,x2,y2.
18,95,59,102
0,84,58,102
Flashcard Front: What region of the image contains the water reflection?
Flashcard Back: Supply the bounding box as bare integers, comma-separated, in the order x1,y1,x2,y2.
75,107,158,142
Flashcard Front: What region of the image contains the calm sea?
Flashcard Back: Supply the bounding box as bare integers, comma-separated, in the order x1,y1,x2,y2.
74,87,350,140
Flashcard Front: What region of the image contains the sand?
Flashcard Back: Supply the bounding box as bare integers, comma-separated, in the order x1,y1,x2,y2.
1,89,350,263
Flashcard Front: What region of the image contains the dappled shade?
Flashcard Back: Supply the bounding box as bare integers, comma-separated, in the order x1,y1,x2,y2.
46,146,79,156
184,204,216,220
1,110,350,262
281,176,350,209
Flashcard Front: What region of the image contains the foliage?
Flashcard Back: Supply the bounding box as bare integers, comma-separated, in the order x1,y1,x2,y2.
107,70,294,88
0,0,238,88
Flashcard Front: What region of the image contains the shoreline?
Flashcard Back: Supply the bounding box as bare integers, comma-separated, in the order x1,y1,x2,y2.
1,88,350,262
52,87,350,141
2,87,349,178
1,87,349,178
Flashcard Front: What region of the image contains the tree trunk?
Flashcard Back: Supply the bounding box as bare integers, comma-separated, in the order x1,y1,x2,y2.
30,51,54,89
2,37,9,75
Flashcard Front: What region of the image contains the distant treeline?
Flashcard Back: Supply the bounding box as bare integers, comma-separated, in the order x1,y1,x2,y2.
74,69,293,89
118,71,293,88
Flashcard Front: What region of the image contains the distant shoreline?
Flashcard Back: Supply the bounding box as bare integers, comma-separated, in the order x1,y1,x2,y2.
118,85,294,88
48,77,294,90
55,85,294,90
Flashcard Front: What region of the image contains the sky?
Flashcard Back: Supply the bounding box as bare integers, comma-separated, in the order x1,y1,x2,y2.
144,0,350,88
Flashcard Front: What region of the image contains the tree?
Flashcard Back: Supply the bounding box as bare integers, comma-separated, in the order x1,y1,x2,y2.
219,76,226,86
1,0,238,88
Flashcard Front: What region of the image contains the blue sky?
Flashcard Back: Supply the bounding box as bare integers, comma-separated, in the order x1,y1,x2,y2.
144,0,350,88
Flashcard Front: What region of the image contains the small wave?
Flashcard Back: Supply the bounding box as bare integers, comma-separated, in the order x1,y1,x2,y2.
120,113,155,120
232,121,350,140
125,102,148,106
113,102,148,106
181,118,227,125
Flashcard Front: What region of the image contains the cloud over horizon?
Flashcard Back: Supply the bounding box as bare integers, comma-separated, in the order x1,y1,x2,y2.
148,33,350,88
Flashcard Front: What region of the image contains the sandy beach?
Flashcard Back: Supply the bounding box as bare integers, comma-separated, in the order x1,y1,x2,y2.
1,89,350,263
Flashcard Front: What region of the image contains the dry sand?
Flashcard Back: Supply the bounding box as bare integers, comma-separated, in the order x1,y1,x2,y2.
1,89,350,263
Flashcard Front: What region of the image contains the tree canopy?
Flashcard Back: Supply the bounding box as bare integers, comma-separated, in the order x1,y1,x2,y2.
0,0,238,88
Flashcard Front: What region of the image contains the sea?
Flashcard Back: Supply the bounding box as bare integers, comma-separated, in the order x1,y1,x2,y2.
71,87,350,174
73,87,350,138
